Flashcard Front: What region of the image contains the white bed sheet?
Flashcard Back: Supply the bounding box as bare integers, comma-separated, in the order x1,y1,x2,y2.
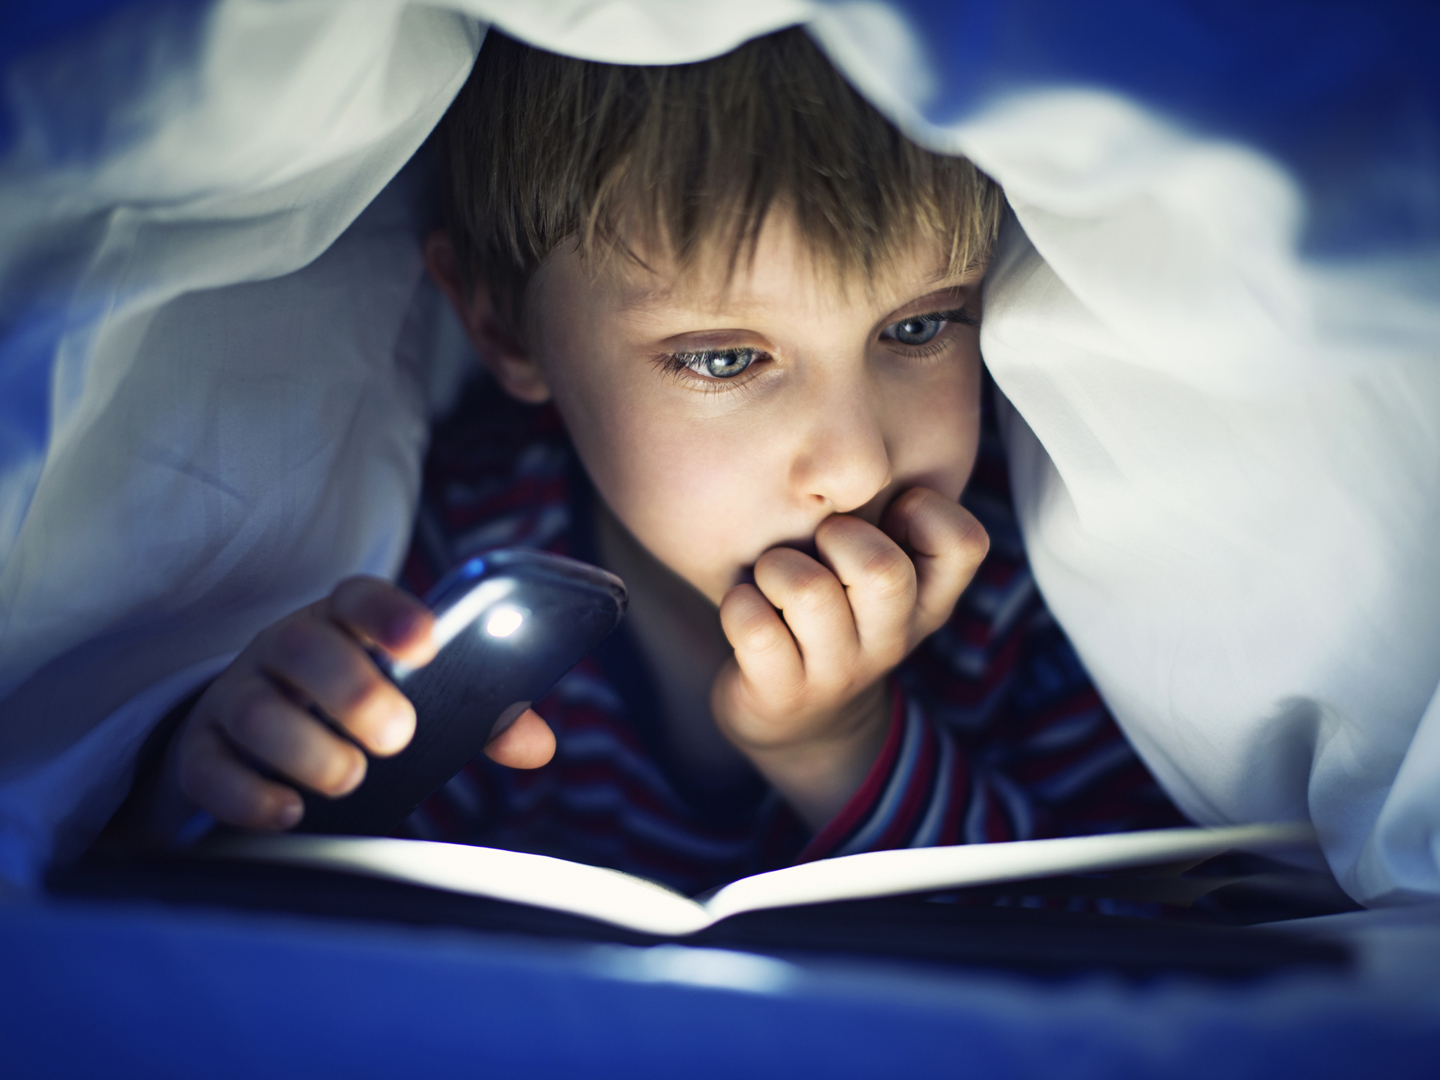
1,0,1437,903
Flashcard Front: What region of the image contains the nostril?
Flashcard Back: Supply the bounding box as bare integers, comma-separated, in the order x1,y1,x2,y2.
790,412,892,515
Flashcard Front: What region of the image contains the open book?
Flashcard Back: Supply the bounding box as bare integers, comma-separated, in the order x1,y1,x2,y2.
207,822,1316,937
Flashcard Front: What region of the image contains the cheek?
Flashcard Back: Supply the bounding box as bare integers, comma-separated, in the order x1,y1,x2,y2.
889,352,983,500
561,384,771,597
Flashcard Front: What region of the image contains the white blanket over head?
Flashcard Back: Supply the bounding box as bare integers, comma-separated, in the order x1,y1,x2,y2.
0,0,1436,904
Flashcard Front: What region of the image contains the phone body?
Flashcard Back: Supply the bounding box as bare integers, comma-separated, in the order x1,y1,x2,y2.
297,549,627,836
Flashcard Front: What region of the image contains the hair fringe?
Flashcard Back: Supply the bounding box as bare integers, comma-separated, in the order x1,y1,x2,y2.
441,28,1004,329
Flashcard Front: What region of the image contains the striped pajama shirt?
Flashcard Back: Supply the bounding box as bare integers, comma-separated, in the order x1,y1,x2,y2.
398,378,1183,896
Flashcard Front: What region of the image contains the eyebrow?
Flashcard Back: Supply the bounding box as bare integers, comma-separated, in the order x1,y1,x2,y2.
610,252,979,317
917,262,979,289
884,285,973,319
615,278,682,312
614,276,786,319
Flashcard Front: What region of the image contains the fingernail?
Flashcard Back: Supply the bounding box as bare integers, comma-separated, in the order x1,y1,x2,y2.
276,797,303,829
340,752,368,793
377,713,413,754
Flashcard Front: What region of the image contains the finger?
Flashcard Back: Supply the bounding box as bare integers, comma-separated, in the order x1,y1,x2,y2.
259,615,416,756
178,721,304,830
482,708,556,769
751,546,858,684
814,514,916,664
218,677,368,798
718,581,806,704
325,576,438,667
881,488,990,637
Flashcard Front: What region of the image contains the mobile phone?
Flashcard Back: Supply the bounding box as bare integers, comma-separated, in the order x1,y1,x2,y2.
296,549,627,836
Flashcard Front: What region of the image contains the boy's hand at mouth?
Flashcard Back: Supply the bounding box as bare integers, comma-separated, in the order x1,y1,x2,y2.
711,488,989,830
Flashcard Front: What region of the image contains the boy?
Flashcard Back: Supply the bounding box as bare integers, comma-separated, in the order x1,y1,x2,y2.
135,29,1178,891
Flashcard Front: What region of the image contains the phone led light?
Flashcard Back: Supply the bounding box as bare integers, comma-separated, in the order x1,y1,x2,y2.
485,606,525,638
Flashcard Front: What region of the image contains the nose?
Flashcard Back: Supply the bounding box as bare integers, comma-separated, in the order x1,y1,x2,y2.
788,374,893,516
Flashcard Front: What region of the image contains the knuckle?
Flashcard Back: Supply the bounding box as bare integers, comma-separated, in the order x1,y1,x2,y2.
271,618,324,668
897,487,934,516
789,566,836,610
737,611,786,655
332,668,386,720
862,545,914,601
228,687,278,744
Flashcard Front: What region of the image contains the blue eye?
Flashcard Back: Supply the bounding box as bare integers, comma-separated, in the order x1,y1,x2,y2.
675,348,758,379
884,315,945,346
881,308,975,347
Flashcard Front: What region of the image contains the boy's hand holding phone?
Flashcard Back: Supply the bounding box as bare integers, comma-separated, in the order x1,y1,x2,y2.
711,487,989,830
170,576,552,831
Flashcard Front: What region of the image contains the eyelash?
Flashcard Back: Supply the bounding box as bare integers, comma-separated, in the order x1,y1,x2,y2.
884,308,979,340
930,307,979,328
658,348,769,389
657,307,977,390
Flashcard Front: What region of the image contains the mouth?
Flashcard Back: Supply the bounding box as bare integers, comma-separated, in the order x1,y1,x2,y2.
777,537,820,562
735,535,820,588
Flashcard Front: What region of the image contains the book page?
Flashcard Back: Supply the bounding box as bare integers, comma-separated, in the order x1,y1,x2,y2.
209,834,716,936
699,823,1317,924
209,822,1315,936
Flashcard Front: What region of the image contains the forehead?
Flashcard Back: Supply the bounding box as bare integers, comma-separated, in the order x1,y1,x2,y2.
549,211,977,324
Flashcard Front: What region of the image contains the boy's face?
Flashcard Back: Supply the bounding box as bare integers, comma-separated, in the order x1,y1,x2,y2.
490,213,984,606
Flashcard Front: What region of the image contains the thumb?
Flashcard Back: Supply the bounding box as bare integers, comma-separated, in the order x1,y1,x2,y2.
482,707,556,769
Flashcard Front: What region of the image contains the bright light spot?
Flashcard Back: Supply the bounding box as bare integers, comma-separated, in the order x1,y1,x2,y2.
484,606,524,638
593,945,796,994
